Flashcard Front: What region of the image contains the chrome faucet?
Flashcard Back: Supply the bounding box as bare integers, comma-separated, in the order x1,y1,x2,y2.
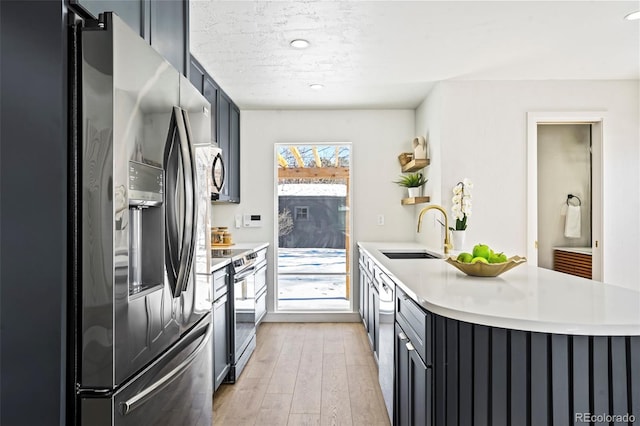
417,205,452,255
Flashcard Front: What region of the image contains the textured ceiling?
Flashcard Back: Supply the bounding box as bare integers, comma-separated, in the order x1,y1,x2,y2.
190,1,640,109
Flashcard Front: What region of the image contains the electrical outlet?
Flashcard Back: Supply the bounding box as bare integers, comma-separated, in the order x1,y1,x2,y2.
377,214,385,226
235,214,242,229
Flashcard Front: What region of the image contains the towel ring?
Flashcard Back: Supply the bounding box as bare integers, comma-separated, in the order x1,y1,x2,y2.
567,194,581,206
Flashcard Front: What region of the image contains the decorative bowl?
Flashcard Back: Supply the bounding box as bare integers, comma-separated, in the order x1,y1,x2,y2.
398,152,414,166
445,255,527,277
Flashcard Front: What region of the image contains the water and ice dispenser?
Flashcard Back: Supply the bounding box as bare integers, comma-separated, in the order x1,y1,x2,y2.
128,160,164,295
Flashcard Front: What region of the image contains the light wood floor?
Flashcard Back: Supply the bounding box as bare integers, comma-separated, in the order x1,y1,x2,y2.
213,322,391,426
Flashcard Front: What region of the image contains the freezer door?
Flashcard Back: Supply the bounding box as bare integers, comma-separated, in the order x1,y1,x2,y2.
81,314,213,426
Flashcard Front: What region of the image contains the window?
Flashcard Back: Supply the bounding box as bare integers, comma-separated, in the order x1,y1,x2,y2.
295,206,309,221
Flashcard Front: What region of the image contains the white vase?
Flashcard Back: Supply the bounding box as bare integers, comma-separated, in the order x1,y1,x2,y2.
451,230,466,251
407,187,422,198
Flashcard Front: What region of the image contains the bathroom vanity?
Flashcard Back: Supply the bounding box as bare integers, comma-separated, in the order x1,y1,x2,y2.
553,246,592,279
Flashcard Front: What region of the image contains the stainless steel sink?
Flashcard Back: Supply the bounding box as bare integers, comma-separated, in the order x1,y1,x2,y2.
381,250,442,260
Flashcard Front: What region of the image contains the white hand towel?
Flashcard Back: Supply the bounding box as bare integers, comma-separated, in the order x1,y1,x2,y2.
564,205,581,238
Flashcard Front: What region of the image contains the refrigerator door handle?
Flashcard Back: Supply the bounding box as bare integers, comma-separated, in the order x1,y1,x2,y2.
165,107,197,298
164,109,183,297
119,320,212,416
179,109,198,292
174,107,194,297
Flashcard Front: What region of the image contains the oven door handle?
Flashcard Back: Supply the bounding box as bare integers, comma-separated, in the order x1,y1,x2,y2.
234,268,255,281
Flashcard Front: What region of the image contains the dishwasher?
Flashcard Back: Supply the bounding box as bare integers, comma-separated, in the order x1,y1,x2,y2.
377,270,395,422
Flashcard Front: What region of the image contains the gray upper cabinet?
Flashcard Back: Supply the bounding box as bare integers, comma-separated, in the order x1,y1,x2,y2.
189,54,240,203
227,104,241,203
72,0,145,37
150,0,187,75
71,0,188,75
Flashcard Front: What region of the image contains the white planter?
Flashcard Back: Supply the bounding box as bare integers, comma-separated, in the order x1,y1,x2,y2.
407,187,422,198
451,230,466,251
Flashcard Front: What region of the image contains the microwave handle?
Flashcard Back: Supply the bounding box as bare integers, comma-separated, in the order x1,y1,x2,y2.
212,152,225,192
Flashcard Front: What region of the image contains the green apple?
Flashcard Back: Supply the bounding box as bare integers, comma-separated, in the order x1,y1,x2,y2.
456,252,473,263
472,244,491,260
471,256,489,264
488,252,507,263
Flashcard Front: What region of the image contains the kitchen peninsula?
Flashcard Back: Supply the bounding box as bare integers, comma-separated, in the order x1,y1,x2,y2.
358,241,640,426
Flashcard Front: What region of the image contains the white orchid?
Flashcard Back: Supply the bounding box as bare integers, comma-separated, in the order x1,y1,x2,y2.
451,178,473,230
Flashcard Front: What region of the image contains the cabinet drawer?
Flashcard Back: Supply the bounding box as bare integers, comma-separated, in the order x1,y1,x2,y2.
396,286,431,365
213,267,229,300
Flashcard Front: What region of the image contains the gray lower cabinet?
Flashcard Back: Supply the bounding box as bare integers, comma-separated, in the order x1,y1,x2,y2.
395,288,433,426
254,248,268,325
358,258,368,329
367,277,379,358
359,250,379,358
212,267,230,392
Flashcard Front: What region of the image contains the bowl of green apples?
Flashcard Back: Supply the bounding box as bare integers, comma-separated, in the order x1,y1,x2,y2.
446,243,527,277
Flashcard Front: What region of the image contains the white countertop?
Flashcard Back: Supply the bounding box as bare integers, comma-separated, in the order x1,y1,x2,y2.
358,241,640,336
209,242,269,273
232,242,269,252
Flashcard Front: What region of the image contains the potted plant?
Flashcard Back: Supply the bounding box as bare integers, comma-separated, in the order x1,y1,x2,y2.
395,172,427,198
449,178,473,249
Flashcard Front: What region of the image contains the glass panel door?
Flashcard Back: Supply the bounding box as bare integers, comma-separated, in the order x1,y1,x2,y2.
275,144,351,311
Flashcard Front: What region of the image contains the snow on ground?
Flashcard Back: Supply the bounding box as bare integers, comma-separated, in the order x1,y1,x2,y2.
277,248,347,302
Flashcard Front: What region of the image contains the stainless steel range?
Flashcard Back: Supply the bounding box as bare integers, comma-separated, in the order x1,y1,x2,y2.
211,248,261,382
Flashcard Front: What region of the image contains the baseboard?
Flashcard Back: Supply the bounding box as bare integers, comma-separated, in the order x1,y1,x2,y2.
261,312,361,323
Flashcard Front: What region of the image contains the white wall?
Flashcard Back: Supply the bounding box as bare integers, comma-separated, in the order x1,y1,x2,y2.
416,80,640,289
212,109,416,314
414,85,446,251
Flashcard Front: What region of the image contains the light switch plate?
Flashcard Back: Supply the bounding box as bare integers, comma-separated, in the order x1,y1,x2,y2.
235,214,242,229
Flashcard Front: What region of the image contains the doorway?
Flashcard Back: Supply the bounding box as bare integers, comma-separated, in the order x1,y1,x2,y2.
527,112,603,281
274,143,352,312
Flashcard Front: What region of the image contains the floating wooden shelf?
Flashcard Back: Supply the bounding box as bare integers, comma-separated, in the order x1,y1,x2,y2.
401,196,430,205
401,158,430,172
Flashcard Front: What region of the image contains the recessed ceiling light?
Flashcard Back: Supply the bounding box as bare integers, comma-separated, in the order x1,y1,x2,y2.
624,10,640,20
309,84,324,90
290,39,310,49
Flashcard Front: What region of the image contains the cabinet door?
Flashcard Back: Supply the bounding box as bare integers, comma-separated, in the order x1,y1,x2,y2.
216,93,231,200
361,267,369,330
408,343,432,426
373,285,380,357
189,56,205,94
150,0,187,75
203,77,218,144
367,280,377,353
358,262,366,321
396,324,410,426
228,105,241,203
74,0,144,37
213,294,230,391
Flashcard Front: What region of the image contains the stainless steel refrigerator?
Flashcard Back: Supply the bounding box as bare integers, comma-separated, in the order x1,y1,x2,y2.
75,13,213,425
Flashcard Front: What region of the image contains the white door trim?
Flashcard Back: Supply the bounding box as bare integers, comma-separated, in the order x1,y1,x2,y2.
527,111,606,281
273,142,354,318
